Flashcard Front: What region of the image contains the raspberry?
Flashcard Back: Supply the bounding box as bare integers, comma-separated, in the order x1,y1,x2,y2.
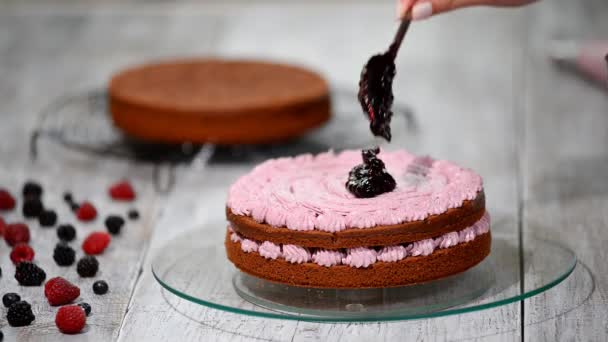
22,198,43,218
45,277,80,306
78,302,91,316
10,243,35,265
53,242,76,266
2,293,21,308
105,215,125,235
82,231,111,255
76,202,97,221
109,180,136,201
57,224,76,242
14,261,46,286
22,181,43,199
7,300,35,327
4,223,30,246
39,210,58,227
0,217,5,237
76,256,99,277
0,189,16,210
55,305,86,334
92,280,108,295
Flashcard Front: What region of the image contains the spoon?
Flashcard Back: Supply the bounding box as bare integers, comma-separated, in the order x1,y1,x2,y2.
358,20,411,142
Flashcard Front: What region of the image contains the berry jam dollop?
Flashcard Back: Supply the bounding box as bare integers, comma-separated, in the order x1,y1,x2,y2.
358,53,396,142
346,147,396,198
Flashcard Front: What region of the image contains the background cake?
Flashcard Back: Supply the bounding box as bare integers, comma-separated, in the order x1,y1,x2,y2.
109,59,331,145
225,149,491,288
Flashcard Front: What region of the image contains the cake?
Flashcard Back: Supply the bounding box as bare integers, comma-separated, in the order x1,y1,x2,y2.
225,149,491,288
109,59,330,145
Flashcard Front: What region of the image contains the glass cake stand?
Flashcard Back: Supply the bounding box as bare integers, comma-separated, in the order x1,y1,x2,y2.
151,230,576,322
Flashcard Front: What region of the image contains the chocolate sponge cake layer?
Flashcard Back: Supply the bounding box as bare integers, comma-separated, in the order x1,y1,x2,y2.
225,231,491,289
109,59,331,144
228,191,485,249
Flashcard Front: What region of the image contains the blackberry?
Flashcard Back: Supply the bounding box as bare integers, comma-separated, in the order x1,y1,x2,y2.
53,242,76,266
57,224,76,242
78,302,92,316
105,215,125,235
63,192,74,203
2,293,21,308
93,280,108,295
0,330,3,341
14,262,46,286
71,203,80,212
358,53,396,142
77,256,99,277
7,300,35,327
22,198,43,218
128,209,139,220
22,181,43,199
346,147,396,198
38,209,57,227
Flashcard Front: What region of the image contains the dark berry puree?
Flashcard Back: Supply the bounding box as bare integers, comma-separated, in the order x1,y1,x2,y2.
358,53,396,142
346,147,396,198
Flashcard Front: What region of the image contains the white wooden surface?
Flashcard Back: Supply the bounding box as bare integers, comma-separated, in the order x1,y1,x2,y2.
0,1,605,341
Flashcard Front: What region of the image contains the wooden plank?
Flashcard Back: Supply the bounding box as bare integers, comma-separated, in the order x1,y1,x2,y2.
116,3,527,341
522,0,608,341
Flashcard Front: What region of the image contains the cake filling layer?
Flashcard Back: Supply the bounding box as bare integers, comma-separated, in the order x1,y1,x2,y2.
227,150,483,232
229,212,490,268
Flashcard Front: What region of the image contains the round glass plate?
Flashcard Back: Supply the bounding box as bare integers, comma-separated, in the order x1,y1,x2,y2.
151,230,576,322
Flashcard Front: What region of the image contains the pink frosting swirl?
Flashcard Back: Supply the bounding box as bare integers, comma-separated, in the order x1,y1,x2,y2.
409,239,436,256
282,244,311,264
312,249,345,267
227,150,483,231
377,245,408,262
435,232,460,249
458,227,476,243
241,239,259,253
342,247,378,268
258,241,281,259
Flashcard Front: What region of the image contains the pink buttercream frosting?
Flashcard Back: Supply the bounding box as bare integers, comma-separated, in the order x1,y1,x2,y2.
258,241,281,259
232,212,490,268
227,150,483,231
342,247,378,268
312,249,345,267
283,244,311,264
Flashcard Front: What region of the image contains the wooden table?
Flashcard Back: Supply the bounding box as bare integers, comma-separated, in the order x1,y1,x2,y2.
0,1,606,341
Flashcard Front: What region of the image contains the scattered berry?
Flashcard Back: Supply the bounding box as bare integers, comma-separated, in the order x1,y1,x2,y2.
14,261,46,286
105,215,125,235
93,280,109,295
78,302,91,316
22,198,43,218
0,189,16,210
55,305,86,334
82,231,111,255
77,256,99,277
0,330,3,341
7,300,35,327
0,217,5,237
4,223,30,246
57,224,77,242
10,243,35,265
39,209,58,227
76,202,97,221
45,277,80,306
53,242,76,266
109,180,136,201
71,203,80,212
2,293,21,308
63,192,74,203
22,181,43,199
128,209,140,220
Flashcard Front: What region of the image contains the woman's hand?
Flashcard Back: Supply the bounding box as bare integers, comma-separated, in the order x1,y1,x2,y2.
397,0,537,21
